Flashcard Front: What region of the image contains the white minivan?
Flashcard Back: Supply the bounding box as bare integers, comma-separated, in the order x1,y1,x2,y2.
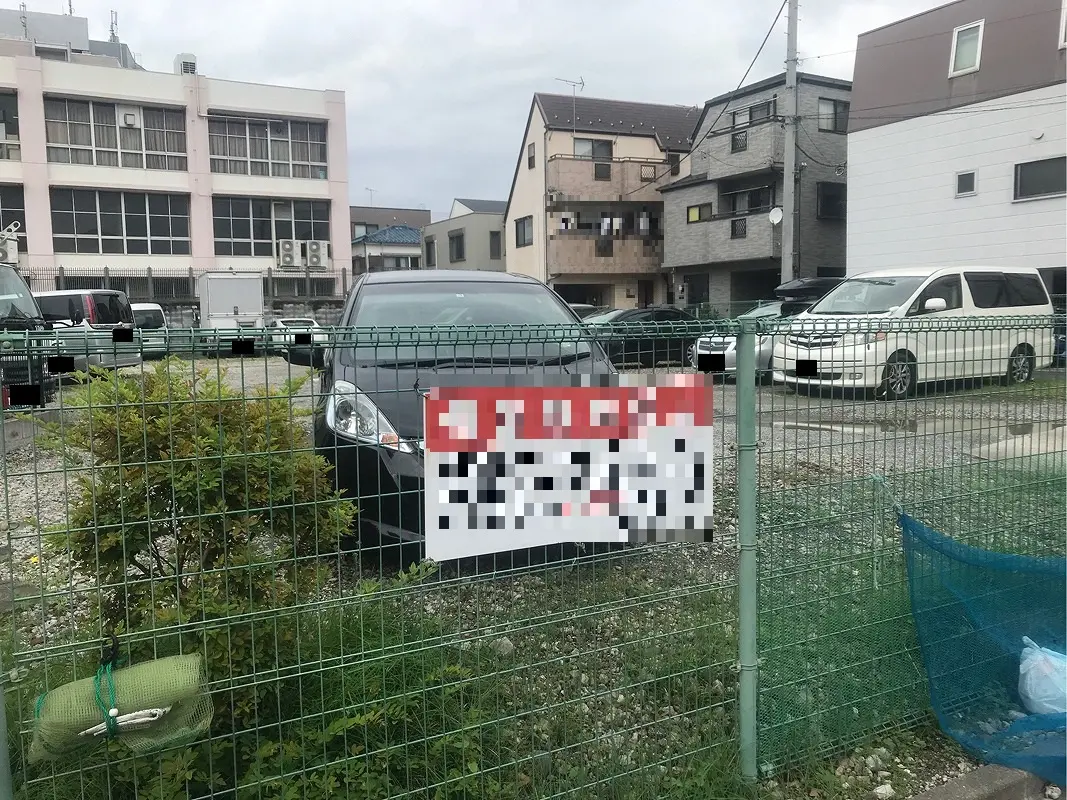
772,266,1055,400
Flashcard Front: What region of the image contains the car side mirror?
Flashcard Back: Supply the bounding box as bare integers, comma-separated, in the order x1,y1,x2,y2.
923,297,948,313
71,309,84,325
285,345,324,368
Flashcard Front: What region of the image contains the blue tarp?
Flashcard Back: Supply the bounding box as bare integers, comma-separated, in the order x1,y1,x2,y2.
901,513,1066,787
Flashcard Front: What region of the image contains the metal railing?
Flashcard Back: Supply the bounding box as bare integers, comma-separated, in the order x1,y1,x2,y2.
0,315,1062,797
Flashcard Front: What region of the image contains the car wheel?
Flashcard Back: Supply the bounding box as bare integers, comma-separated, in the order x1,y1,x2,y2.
1005,345,1035,385
686,343,697,368
879,352,916,401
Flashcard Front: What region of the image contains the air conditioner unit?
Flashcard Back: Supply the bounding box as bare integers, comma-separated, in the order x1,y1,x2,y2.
277,239,300,268
306,240,329,268
0,238,17,264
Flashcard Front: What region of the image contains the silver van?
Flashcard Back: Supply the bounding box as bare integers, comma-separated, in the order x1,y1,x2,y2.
35,289,141,372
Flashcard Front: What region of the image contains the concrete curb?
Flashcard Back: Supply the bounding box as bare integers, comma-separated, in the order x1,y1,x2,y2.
911,765,1052,800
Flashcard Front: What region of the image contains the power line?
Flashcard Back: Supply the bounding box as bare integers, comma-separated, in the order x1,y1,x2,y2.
797,7,1056,62
620,0,787,197
817,99,1066,124
844,82,1066,116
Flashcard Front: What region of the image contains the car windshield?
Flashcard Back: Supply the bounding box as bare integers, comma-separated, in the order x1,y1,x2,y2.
280,318,316,327
738,302,783,320
344,281,592,364
808,276,926,315
134,308,166,329
0,266,41,321
583,309,625,324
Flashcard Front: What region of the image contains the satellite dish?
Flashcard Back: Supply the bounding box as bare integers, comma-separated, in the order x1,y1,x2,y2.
768,207,784,226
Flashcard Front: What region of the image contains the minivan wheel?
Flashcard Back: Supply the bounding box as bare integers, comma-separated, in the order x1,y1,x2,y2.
880,352,916,401
686,343,697,368
1005,345,1035,385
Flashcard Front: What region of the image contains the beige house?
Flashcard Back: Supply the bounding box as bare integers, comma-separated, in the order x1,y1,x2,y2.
504,93,698,308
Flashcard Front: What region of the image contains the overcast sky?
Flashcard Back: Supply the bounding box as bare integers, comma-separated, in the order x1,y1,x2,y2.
27,0,937,219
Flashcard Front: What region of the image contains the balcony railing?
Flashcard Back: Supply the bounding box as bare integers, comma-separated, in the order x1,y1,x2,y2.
547,234,663,275
546,155,678,203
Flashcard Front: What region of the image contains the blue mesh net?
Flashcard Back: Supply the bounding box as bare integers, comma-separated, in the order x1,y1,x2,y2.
901,513,1066,787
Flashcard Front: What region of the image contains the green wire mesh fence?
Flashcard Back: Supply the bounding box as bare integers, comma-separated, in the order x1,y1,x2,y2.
0,313,1061,798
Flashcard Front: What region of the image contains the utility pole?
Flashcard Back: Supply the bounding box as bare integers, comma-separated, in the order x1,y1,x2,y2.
781,0,799,283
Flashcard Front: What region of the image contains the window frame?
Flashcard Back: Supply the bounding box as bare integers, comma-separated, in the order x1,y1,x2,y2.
907,274,963,316
1014,156,1067,201
817,98,850,133
948,20,985,78
816,182,847,220
668,152,681,176
489,230,502,260
515,215,533,248
44,98,187,171
574,137,613,161
593,162,612,181
686,203,713,223
424,236,436,268
527,142,535,170
1060,0,1067,49
448,229,465,263
955,170,977,197
50,188,191,256
212,196,330,258
208,116,328,179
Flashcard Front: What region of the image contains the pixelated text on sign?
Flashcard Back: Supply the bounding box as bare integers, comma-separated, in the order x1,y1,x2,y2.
423,374,713,561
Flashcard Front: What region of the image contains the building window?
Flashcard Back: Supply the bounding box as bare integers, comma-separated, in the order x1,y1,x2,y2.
574,138,613,160
1061,0,1067,48
527,142,535,169
639,164,657,182
816,182,847,220
749,100,773,122
44,99,186,170
730,218,747,239
212,197,330,257
726,185,774,215
448,230,465,262
353,222,379,239
0,185,26,252
0,92,19,161
489,230,502,260
50,188,191,255
208,117,328,179
817,98,850,133
955,170,977,197
1014,157,1067,200
668,152,681,176
949,20,984,77
687,203,713,223
515,215,533,247
595,237,613,257
593,162,612,181
731,131,748,153
425,237,436,267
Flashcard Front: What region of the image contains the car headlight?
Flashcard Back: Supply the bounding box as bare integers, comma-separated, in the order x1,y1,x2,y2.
325,380,415,453
843,332,887,346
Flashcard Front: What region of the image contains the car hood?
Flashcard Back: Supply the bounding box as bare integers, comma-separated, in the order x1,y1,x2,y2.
340,360,614,438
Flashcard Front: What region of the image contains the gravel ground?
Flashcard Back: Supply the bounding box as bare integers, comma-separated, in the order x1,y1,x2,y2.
1,356,1063,797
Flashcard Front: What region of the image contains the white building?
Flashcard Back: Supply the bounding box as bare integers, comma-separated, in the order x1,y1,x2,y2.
0,7,350,306
847,0,1066,298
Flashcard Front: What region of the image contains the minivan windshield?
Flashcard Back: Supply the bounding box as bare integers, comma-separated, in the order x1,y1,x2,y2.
808,276,927,316
0,266,42,322
344,281,592,364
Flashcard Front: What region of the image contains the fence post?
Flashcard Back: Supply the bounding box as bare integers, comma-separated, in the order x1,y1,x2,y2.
735,320,759,780
0,693,12,799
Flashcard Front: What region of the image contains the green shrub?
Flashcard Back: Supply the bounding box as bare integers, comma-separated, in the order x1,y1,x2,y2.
18,362,517,798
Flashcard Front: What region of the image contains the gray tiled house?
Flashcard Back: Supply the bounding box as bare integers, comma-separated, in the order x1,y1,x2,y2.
661,72,851,313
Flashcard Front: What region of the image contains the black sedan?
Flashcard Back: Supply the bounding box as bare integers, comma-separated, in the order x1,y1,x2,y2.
293,270,616,560
583,305,698,368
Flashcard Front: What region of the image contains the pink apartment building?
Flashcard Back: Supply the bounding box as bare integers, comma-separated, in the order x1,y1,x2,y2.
0,8,350,306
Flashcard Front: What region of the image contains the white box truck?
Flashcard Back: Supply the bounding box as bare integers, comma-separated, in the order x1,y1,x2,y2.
196,272,265,355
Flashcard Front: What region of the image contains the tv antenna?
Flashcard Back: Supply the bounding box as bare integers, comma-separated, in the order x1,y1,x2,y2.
554,76,584,139
365,187,377,206
109,11,119,43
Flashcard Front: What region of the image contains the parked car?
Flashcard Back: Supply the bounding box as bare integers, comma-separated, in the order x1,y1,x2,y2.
0,264,56,407
131,302,169,358
691,277,844,375
583,305,697,367
269,317,329,354
772,266,1055,400
294,270,614,554
35,289,141,373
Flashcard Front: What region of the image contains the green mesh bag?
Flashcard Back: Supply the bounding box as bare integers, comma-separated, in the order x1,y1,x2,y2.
29,653,213,763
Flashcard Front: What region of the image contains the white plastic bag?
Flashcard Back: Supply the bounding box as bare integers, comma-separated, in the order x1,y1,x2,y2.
1018,636,1067,716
